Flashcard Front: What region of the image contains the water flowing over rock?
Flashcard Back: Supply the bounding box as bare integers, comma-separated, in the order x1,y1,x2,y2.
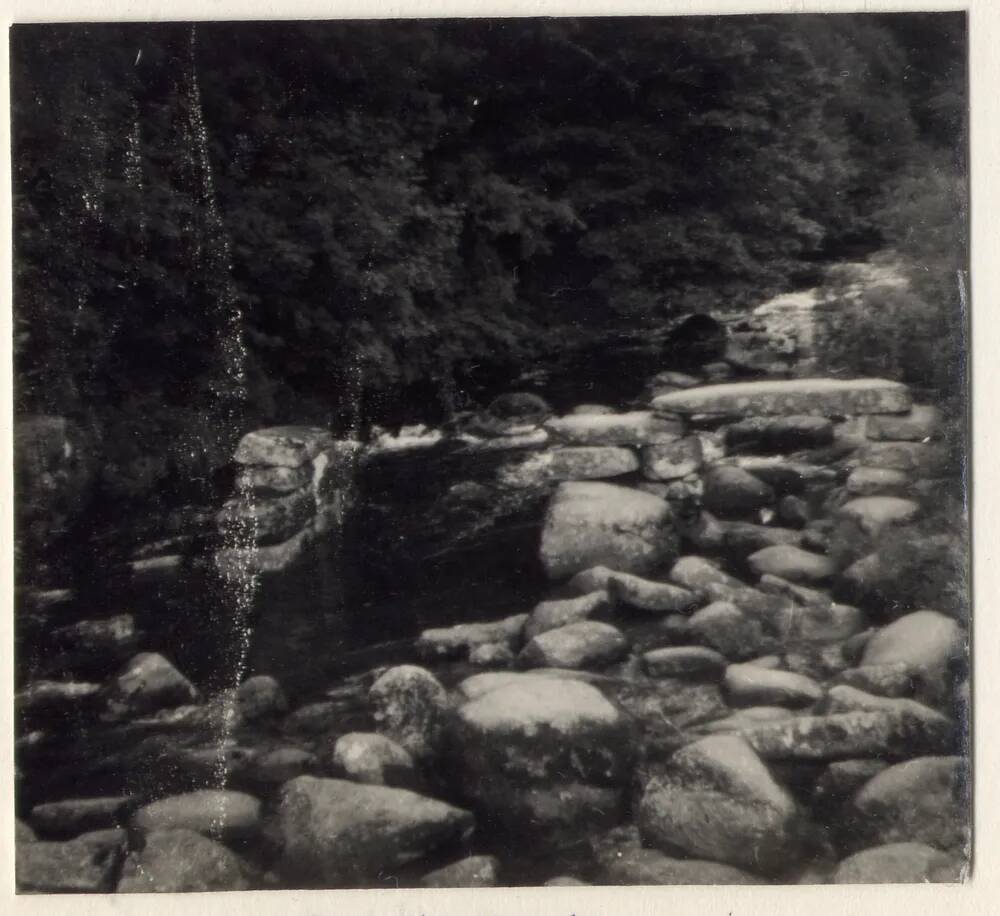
234,426,336,468
216,487,316,546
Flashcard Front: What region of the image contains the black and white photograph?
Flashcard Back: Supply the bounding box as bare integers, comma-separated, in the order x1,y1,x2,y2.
9,4,974,895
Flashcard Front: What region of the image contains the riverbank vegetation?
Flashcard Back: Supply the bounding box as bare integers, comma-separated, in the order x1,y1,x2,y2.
12,15,966,503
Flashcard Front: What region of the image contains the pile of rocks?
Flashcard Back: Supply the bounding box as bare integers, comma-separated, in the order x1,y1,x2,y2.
214,427,362,577
16,374,969,890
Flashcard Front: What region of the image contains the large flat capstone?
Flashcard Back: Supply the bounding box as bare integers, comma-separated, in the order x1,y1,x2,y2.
652,378,911,418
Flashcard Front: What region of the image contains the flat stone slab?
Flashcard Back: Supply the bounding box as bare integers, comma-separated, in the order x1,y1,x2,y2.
545,411,684,446
652,378,911,418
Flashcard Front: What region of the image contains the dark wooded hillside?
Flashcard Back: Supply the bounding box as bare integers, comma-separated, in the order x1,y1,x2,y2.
11,14,967,503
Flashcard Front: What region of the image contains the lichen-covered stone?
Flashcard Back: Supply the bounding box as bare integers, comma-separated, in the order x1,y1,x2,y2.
30,796,133,839
642,646,727,679
420,855,500,888
860,611,964,700
836,496,920,536
740,708,953,762
274,777,474,887
524,593,609,640
600,846,766,885
103,653,199,719
545,411,684,446
639,735,806,876
131,789,262,842
669,555,743,596
848,756,969,855
17,835,125,893
330,732,419,790
540,482,678,580
607,571,698,613
369,665,450,761
723,664,822,708
832,842,963,884
855,440,948,474
641,437,704,481
688,601,774,661
548,445,641,479
748,545,837,584
453,676,632,785
117,829,253,892
519,621,629,670
865,405,942,442
416,614,527,660
236,674,288,721
720,521,803,555
652,378,911,417
846,467,912,497
702,465,775,516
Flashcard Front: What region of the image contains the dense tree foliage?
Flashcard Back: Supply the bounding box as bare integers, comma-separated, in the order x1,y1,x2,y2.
11,14,967,502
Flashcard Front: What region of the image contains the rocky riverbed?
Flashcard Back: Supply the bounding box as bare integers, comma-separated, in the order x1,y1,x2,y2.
14,372,970,891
